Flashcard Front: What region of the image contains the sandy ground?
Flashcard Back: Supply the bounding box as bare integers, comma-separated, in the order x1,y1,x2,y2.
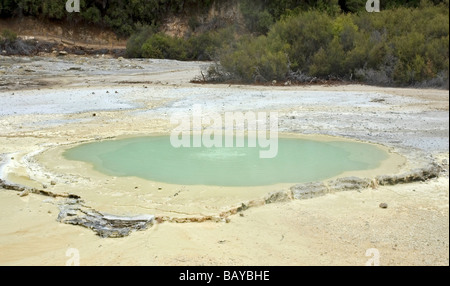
0,54,448,266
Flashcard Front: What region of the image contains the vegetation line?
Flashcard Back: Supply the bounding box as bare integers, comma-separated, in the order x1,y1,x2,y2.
1,0,448,87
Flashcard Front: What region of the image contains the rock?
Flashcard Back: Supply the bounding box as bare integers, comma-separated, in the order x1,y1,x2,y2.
376,163,442,185
57,199,155,238
118,57,124,61
50,181,56,186
19,190,30,197
379,203,388,209
328,177,372,192
290,182,329,200
265,190,292,204
236,203,249,213
0,179,26,192
58,51,68,56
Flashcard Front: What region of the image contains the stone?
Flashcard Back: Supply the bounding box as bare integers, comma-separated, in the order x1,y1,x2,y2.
379,203,388,209
50,181,56,186
236,203,249,212
376,163,442,185
265,190,292,204
58,51,68,56
57,199,155,238
19,190,30,197
328,177,372,192
290,182,329,200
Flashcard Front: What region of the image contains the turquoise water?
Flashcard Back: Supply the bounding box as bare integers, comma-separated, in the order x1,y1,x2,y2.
63,136,388,187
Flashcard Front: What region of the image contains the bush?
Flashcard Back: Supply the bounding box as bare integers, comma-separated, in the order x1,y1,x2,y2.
187,26,236,60
216,3,449,87
82,6,102,24
1,29,17,43
126,25,236,61
141,33,188,60
268,11,334,71
126,25,157,58
219,35,289,83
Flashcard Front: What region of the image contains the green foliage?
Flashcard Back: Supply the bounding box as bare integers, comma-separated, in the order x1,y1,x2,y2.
217,2,449,87
126,25,157,58
126,25,236,60
0,0,216,36
340,0,365,13
219,35,289,82
1,28,17,42
240,0,274,35
2,0,448,87
41,0,65,20
268,10,334,71
141,33,188,60
82,6,101,24
186,26,236,60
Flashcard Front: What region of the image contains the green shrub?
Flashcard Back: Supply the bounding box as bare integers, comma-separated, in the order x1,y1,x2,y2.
268,11,334,71
127,25,236,61
219,36,289,83
82,6,102,24
1,28,17,43
126,25,157,58
141,33,187,60
216,3,449,87
187,26,236,60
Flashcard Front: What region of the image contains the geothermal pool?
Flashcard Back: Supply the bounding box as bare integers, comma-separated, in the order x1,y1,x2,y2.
63,136,389,187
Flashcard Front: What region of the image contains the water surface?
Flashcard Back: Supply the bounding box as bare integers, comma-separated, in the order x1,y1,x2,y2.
63,136,388,186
